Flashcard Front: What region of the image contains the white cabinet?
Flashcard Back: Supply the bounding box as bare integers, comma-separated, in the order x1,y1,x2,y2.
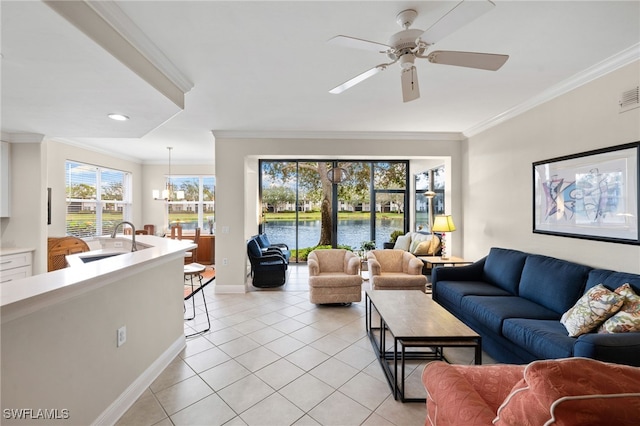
0,250,33,283
0,141,9,217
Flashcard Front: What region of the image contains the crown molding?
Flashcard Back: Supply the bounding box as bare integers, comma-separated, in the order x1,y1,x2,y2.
0,132,45,143
85,1,193,94
464,43,640,138
53,138,143,164
45,0,192,109
212,130,466,141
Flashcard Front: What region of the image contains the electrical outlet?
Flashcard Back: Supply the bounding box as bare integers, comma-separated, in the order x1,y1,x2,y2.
222,258,228,266
114,241,123,248
117,326,127,347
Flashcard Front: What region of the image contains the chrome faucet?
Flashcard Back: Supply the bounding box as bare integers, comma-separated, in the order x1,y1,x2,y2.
111,221,137,252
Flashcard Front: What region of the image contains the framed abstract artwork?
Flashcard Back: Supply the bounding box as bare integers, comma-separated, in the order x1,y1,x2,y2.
533,142,640,245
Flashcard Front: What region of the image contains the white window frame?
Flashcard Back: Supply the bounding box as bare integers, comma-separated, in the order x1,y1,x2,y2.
65,160,132,238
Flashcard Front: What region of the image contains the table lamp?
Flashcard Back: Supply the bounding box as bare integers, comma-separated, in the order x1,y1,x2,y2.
432,215,456,259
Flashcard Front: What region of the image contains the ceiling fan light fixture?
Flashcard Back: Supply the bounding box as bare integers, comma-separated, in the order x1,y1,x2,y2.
400,53,416,69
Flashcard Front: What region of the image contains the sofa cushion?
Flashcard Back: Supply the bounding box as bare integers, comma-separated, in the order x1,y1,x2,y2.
408,232,429,250
411,235,440,256
598,283,640,334
502,318,575,359
482,248,527,295
586,269,640,294
461,296,559,334
393,234,411,251
435,281,512,311
494,358,640,426
519,254,591,315
369,249,405,272
247,238,263,258
422,362,525,426
560,284,624,337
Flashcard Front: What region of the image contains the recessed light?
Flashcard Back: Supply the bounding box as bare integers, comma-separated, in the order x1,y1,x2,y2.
108,113,129,121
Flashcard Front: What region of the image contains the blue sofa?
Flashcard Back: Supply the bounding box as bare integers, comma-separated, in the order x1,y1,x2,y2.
432,247,640,366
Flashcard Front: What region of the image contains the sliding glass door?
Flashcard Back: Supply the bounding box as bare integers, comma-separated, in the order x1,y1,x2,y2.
260,160,408,260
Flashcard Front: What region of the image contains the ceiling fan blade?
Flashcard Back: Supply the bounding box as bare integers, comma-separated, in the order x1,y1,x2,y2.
428,50,508,71
420,0,494,45
329,66,385,94
401,66,420,103
328,35,391,53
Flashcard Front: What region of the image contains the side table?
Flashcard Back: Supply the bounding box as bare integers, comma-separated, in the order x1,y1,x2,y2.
417,256,473,269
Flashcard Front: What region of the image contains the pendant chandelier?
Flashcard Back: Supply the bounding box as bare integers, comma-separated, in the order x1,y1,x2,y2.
327,166,348,184
152,147,184,201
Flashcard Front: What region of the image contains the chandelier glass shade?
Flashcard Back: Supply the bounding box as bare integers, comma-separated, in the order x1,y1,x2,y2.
327,166,348,184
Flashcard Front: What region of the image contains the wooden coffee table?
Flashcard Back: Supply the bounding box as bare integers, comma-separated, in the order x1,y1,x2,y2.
365,289,481,402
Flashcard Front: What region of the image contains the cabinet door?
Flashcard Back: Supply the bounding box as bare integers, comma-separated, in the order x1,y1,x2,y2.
1,267,31,283
0,141,9,217
197,235,215,264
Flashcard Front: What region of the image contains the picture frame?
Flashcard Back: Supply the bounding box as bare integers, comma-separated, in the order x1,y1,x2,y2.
533,142,640,245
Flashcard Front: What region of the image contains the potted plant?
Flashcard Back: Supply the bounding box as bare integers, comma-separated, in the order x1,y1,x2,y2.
384,229,404,249
360,240,376,254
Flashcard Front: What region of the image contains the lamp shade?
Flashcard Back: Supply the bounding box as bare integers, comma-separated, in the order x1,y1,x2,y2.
432,215,456,233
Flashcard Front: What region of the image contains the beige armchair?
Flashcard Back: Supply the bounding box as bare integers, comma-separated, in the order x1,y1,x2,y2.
308,249,363,304
367,249,427,292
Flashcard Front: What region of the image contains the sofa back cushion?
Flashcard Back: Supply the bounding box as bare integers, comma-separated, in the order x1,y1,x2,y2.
311,249,348,273
482,248,527,294
519,255,591,314
247,238,263,258
393,234,411,251
494,358,640,426
370,249,404,272
586,269,640,294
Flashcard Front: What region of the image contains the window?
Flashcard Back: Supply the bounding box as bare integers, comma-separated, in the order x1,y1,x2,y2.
260,160,408,257
415,165,445,232
167,176,215,232
65,161,131,238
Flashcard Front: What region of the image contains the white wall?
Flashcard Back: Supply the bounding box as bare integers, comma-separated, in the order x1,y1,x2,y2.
214,136,463,293
463,61,640,273
0,142,47,274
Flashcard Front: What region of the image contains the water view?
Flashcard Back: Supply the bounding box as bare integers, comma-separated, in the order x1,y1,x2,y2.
262,218,404,251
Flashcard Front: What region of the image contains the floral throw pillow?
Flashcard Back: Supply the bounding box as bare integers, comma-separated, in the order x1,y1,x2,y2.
598,283,640,333
560,284,624,337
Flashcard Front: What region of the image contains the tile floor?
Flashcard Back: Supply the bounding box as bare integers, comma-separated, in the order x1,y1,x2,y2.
117,265,492,426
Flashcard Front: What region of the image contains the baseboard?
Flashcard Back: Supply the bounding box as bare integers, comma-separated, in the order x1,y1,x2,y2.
215,284,247,293
92,335,186,425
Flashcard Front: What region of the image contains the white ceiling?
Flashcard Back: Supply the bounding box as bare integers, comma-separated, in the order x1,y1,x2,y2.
1,1,639,164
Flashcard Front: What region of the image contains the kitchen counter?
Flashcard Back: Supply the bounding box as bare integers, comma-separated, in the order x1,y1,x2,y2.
0,235,195,324
1,235,194,424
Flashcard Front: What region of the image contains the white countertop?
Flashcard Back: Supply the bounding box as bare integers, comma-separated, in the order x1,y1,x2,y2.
0,247,36,256
1,235,195,323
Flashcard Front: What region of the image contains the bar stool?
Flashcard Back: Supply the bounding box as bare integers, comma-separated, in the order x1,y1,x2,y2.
183,263,211,337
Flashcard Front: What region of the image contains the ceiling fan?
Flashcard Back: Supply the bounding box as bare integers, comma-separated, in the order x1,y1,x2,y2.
328,0,509,103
